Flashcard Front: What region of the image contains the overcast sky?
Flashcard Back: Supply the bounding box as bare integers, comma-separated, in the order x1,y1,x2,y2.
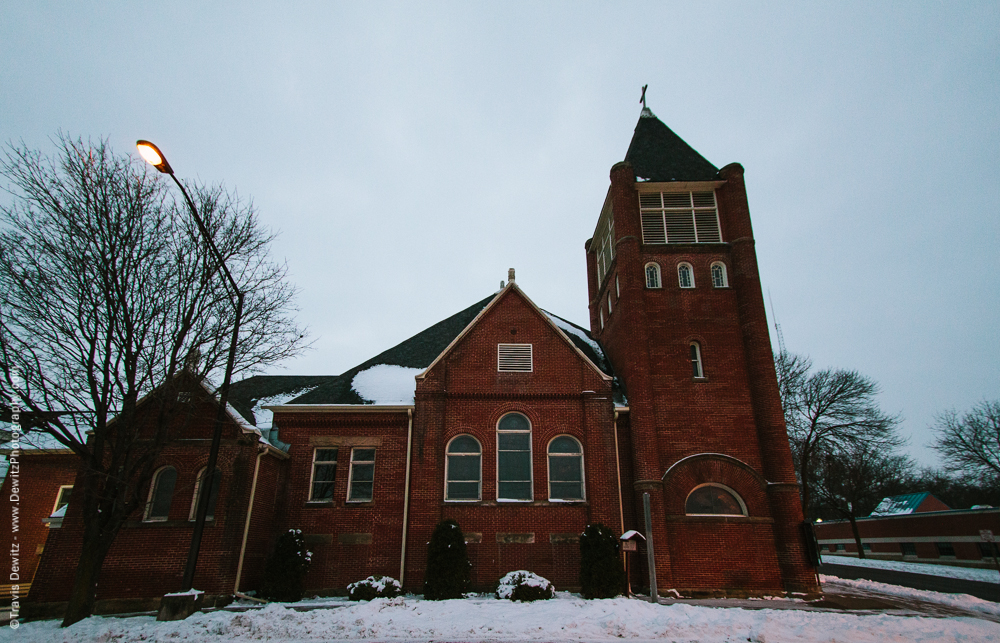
2,2,997,466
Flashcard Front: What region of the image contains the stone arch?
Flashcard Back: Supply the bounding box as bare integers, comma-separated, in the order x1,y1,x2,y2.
661,453,768,517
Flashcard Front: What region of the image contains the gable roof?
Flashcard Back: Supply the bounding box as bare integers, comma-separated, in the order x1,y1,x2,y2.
624,108,719,182
870,492,950,516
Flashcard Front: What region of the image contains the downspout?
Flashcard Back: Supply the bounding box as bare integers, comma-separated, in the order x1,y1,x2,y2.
614,410,625,536
234,446,265,594
399,408,414,585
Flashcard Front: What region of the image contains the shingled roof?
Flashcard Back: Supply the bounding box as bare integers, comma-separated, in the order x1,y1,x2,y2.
624,108,719,182
228,290,626,414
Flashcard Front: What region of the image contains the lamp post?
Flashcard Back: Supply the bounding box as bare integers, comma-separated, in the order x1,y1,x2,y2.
137,140,245,592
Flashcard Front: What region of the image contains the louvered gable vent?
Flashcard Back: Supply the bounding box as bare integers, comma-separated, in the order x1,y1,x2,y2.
498,344,532,372
640,191,721,244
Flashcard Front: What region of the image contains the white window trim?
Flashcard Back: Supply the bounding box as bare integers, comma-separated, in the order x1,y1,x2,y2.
444,434,482,502
607,293,613,315
691,341,705,379
308,447,339,502
144,466,176,522
684,483,748,516
615,275,620,298
711,261,729,288
347,447,377,503
189,466,220,521
496,413,533,502
599,308,604,329
546,435,585,502
678,262,695,289
51,485,73,515
645,263,662,289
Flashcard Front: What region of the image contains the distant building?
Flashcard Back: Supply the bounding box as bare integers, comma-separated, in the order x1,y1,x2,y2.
23,106,819,616
814,493,1000,566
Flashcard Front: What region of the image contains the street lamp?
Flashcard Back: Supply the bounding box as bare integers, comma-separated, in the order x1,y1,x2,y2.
137,140,245,592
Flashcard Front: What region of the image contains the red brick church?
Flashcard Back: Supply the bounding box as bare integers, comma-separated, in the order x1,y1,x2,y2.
18,107,819,614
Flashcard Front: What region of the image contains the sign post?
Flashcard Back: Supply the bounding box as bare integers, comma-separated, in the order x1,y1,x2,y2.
620,530,644,598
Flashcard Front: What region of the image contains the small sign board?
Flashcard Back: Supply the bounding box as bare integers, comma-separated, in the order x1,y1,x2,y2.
622,540,637,552
981,530,995,542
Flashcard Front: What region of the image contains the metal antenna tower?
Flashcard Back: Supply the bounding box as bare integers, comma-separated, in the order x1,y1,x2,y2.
768,290,787,356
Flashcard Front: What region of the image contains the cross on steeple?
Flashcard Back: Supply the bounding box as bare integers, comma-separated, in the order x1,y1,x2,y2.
640,84,648,108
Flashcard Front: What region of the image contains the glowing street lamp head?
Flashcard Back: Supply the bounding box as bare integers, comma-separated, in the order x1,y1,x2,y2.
136,140,173,174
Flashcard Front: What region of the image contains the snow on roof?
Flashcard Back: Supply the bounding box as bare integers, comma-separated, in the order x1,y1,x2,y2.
870,492,930,516
249,388,318,429
544,312,607,363
351,365,423,405
621,529,645,540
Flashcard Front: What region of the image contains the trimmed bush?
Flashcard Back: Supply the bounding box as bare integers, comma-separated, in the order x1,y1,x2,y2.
579,523,625,599
258,529,313,602
423,519,471,599
495,570,554,602
348,575,402,601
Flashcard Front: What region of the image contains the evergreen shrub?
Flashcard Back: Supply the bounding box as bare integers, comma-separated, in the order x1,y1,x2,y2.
495,570,554,602
579,523,625,599
258,529,313,602
423,519,471,599
347,575,402,601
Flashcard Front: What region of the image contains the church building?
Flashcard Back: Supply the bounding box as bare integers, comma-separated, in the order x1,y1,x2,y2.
22,107,819,615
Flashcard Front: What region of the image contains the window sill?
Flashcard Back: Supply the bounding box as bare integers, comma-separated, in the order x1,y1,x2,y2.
692,377,708,383
442,500,588,507
129,518,215,528
345,500,374,507
305,501,336,507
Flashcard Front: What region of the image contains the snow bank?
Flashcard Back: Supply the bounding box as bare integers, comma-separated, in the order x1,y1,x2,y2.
822,554,1000,584
7,593,998,643
350,365,422,405
822,574,1000,619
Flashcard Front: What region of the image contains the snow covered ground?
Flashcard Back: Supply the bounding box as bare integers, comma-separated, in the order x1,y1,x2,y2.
822,553,1000,583
3,592,998,643
821,574,1000,619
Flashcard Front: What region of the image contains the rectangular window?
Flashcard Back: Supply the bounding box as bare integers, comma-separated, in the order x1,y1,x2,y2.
979,542,998,558
900,542,917,557
936,542,956,557
862,543,871,551
309,448,339,501
498,344,532,372
593,196,615,286
347,448,376,502
639,191,721,244
52,485,73,515
498,432,532,501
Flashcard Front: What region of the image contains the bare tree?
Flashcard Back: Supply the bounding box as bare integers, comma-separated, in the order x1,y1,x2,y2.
932,400,1000,486
774,352,902,519
0,135,307,626
813,442,913,558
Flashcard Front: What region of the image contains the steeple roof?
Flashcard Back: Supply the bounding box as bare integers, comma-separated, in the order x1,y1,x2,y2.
624,108,719,182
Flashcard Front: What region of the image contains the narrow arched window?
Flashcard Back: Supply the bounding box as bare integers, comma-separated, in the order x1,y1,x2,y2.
599,309,605,329
685,484,747,516
711,262,728,288
548,436,584,501
690,342,704,378
145,466,177,522
645,263,661,288
607,293,613,315
497,412,532,501
189,467,221,520
446,435,482,501
678,263,694,288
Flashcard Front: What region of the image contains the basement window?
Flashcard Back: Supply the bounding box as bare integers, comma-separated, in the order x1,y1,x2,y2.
498,344,532,372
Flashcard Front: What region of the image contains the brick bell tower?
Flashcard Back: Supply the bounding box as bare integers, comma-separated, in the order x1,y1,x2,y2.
585,104,819,596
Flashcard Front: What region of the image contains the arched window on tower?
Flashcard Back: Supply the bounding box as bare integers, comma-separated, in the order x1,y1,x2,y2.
690,342,704,378
645,263,661,289
711,262,728,288
189,467,221,520
497,412,532,501
445,435,482,501
678,262,695,289
144,466,177,522
685,483,747,516
547,436,585,501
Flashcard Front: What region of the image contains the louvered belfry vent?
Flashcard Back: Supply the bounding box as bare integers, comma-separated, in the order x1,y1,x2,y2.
640,190,721,244
498,344,533,372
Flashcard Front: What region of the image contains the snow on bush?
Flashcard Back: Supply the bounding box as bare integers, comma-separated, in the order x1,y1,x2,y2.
347,575,402,601
495,570,555,602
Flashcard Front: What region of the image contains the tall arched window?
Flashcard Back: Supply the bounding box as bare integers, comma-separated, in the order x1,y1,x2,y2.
690,342,704,378
189,467,221,521
685,484,747,516
145,466,177,522
547,436,584,501
678,262,695,288
645,263,661,289
497,412,532,501
446,435,482,501
711,262,728,288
